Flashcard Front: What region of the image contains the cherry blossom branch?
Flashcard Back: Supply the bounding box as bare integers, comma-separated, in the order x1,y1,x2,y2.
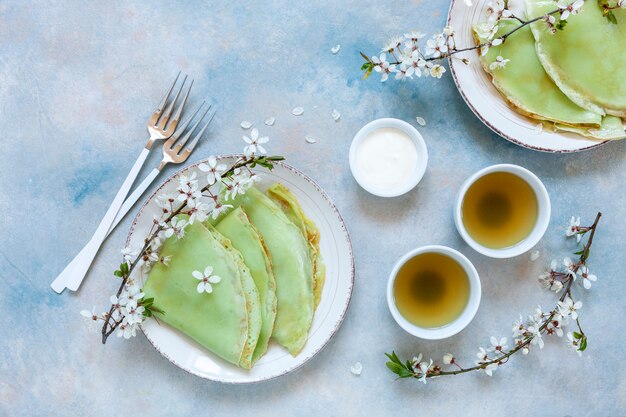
386,212,602,382
359,0,608,81
99,153,284,343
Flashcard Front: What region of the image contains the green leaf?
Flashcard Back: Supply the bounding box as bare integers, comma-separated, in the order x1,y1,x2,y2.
573,250,584,255
607,10,617,24
362,68,373,80
398,368,414,378
573,331,582,339
386,361,403,375
359,51,372,63
120,262,129,275
556,19,568,30
579,336,588,351
114,270,123,277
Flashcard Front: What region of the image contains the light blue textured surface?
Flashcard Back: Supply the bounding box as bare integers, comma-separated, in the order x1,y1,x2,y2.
1,1,625,416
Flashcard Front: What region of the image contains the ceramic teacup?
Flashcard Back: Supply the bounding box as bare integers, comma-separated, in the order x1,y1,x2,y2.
386,245,481,340
454,164,551,259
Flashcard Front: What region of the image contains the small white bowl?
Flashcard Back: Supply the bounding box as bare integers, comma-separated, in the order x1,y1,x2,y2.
386,245,481,340
349,118,428,197
454,164,551,259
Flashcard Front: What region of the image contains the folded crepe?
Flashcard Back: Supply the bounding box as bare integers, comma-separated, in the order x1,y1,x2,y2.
204,224,262,369
143,217,261,369
213,207,277,364
474,18,625,139
527,0,626,117
266,183,326,309
210,187,314,356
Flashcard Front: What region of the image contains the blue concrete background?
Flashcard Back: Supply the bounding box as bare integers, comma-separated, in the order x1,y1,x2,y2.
1,0,624,415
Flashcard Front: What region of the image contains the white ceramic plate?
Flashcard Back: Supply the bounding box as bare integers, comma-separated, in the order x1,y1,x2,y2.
127,156,354,383
446,0,613,153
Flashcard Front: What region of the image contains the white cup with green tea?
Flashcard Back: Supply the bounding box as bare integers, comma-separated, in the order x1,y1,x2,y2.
386,245,481,340
455,164,551,259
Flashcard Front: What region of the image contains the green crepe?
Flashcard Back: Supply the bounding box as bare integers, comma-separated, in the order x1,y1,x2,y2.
204,224,262,369
527,0,626,117
210,187,314,356
143,218,251,367
475,18,625,139
266,183,326,309
213,207,277,364
475,19,601,127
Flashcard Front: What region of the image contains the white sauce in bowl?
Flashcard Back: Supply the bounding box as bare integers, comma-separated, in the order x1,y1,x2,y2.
354,127,418,192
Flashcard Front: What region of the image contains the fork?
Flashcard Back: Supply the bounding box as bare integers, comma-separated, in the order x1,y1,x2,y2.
52,73,192,293
50,103,214,293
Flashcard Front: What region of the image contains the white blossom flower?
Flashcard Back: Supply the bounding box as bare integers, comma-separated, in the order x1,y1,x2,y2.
577,265,597,289
211,202,234,220
557,0,584,20
118,284,145,305
566,332,583,356
178,171,198,189
242,128,269,157
80,306,98,321
193,266,222,294
401,50,426,78
558,297,582,320
186,198,212,224
416,358,433,384
475,22,498,41
382,36,404,53
162,216,188,240
483,363,498,376
429,64,447,79
489,55,510,70
372,53,397,82
476,347,489,362
198,155,227,185
545,313,564,337
563,257,577,278
176,179,201,205
117,318,138,339
109,295,123,320
443,353,455,365
403,31,426,49
512,315,526,338
121,246,138,263
411,353,423,368
481,37,503,56
528,322,545,349
159,255,172,266
543,14,557,33
488,336,508,352
443,26,455,36
122,300,145,325
565,216,582,242
425,34,448,58
486,0,511,22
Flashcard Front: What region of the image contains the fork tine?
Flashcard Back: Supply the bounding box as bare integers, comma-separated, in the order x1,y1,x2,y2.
181,111,216,156
173,104,212,152
154,71,181,118
156,74,188,129
166,100,205,145
170,78,193,127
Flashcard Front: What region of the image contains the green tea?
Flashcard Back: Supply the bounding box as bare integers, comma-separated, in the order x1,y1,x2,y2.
393,253,470,328
462,172,538,249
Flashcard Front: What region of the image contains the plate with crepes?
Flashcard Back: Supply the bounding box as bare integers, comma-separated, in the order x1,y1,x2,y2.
128,156,354,383
447,0,626,153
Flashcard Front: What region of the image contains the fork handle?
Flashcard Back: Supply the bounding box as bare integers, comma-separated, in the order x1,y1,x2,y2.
50,166,161,293
62,148,151,292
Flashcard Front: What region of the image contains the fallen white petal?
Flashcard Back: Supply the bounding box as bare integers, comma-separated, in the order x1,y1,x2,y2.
350,362,362,376
332,109,341,121
305,135,317,144
240,121,253,129
530,250,540,261
534,122,543,133
264,117,275,126
415,116,426,126
292,107,304,116
331,44,341,54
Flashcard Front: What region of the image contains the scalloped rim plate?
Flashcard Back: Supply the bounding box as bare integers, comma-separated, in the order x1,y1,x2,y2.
127,156,354,383
446,0,616,153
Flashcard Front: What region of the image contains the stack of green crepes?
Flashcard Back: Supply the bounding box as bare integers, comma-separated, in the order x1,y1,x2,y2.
474,0,626,140
142,184,325,369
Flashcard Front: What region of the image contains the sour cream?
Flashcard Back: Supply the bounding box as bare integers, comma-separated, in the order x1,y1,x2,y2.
349,119,428,197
